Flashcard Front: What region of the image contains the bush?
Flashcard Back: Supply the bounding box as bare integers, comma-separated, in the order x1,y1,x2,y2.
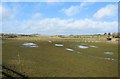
107,37,112,40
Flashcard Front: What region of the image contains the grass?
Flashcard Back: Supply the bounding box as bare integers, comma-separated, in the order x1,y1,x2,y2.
2,37,119,77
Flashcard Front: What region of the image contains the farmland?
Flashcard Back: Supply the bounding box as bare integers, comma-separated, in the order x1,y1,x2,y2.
2,35,119,77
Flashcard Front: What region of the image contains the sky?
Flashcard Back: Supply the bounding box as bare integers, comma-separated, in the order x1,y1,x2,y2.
0,2,118,35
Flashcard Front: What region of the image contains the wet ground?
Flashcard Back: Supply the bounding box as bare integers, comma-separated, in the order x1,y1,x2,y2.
2,39,119,77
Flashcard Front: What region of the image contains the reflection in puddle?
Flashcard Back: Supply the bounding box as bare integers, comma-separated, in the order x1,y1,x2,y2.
76,51,81,54
78,45,89,49
65,48,74,51
104,58,111,60
22,43,38,48
90,45,98,48
104,58,114,60
48,40,52,43
104,52,113,55
55,44,64,47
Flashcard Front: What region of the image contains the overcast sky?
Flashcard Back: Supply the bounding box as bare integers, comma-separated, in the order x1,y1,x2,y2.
1,2,118,35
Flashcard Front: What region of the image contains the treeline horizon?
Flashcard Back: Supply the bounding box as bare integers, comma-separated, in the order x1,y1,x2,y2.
0,32,119,36
0,32,120,39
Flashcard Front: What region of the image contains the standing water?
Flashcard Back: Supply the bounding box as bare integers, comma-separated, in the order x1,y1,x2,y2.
104,52,113,55
78,45,89,49
22,43,38,48
55,44,64,47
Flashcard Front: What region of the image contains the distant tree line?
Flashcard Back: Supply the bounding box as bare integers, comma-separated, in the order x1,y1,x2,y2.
1,33,33,38
56,32,120,39
1,33,18,38
1,32,120,39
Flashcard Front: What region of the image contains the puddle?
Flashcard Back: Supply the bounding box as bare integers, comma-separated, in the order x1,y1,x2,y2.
55,44,64,47
90,45,98,48
104,58,111,60
65,48,74,51
104,58,114,61
78,45,89,49
76,51,81,54
22,43,38,48
104,52,113,55
48,40,52,43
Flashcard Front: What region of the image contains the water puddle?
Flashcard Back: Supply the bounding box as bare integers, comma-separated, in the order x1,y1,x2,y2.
104,58,114,61
89,45,98,48
104,52,113,55
65,48,74,51
78,45,89,49
76,51,81,54
48,40,52,43
22,43,38,48
55,44,64,47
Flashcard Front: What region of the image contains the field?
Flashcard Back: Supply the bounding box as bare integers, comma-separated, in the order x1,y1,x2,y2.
2,37,119,77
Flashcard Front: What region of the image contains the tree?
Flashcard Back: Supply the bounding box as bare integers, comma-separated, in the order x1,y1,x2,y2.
104,33,107,35
108,32,111,36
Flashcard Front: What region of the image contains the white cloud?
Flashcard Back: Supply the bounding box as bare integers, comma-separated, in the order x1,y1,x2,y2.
2,4,21,21
61,5,80,16
93,4,117,19
32,13,42,19
61,2,94,16
12,18,117,34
